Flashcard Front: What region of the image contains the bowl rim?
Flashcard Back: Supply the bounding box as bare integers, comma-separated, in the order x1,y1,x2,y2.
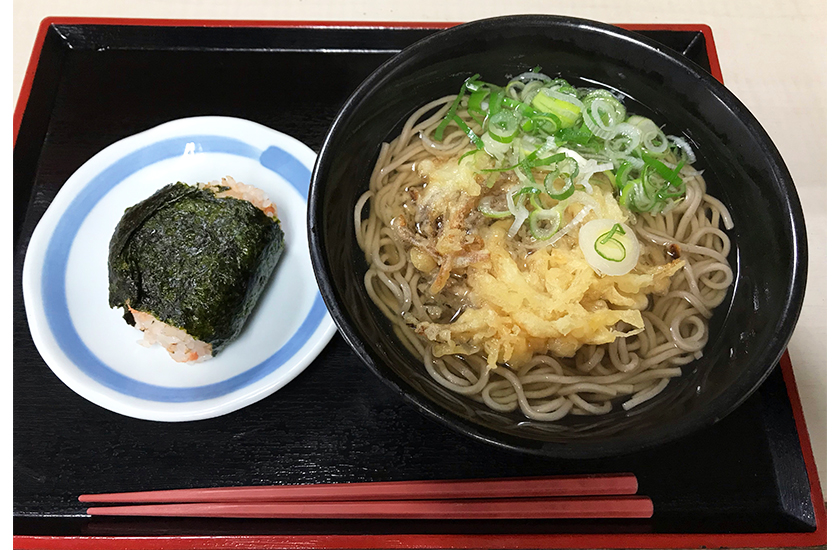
307,14,809,458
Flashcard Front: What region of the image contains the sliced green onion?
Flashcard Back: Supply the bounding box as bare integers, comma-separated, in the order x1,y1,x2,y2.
434,74,481,141
465,76,488,93
531,89,582,128
487,90,505,117
544,169,573,200
595,237,626,262
500,96,564,134
641,152,684,189
620,179,657,213
615,161,633,189
531,113,560,133
488,110,520,143
467,88,491,124
478,195,511,218
598,222,625,246
628,115,668,156
528,207,563,240
506,188,531,236
458,149,480,164
512,185,542,201
603,169,617,188
480,161,522,173
516,135,542,158
555,155,579,177
530,192,545,210
450,114,485,149
429,74,699,222
501,96,536,117
543,156,578,200
554,123,593,145
582,98,621,139
667,135,697,164
516,160,539,187
579,219,640,276
643,130,669,156
583,89,626,122
520,118,534,133
528,151,569,168
595,224,627,262
606,123,642,155
614,154,689,213
547,78,576,95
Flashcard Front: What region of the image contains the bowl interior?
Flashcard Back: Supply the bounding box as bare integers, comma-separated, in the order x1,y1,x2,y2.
308,16,806,457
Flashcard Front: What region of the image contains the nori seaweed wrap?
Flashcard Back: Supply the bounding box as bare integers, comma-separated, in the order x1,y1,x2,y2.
108,179,285,360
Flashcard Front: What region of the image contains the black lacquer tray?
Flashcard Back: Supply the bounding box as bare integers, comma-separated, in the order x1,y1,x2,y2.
13,19,826,548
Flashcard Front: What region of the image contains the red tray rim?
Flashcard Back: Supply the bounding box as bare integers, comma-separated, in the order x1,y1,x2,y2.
12,16,825,549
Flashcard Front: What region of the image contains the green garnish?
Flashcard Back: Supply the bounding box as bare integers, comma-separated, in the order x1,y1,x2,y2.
488,110,520,143
427,70,694,239
594,223,627,262
531,89,581,128
434,74,482,141
528,207,562,240
543,157,578,200
458,149,480,164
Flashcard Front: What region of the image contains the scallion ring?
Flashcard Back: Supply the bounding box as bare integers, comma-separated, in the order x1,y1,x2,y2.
488,110,520,143
543,157,578,200
478,195,512,218
594,223,627,262
528,207,563,240
544,169,573,200
614,161,633,190
579,219,640,276
583,89,627,122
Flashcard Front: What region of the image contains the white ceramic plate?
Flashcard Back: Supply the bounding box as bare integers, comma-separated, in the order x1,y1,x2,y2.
22,116,336,421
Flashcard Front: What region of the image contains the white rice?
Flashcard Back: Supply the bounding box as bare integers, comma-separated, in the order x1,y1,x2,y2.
129,307,213,363
200,175,278,218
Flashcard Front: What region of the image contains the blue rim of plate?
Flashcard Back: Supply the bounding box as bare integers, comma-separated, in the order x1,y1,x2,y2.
40,130,327,403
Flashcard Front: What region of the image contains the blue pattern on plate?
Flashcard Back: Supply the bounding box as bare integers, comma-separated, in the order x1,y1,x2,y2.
42,135,325,402
260,146,313,198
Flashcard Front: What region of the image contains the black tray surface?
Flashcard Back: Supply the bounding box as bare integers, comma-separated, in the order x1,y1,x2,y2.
13,23,815,537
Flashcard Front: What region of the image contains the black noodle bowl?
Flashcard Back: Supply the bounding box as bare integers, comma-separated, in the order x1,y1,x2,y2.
307,15,807,458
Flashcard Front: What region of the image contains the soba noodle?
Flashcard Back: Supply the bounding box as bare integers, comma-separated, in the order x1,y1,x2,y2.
354,73,733,421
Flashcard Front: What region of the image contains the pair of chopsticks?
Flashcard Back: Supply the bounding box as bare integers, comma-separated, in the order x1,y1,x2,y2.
80,473,652,519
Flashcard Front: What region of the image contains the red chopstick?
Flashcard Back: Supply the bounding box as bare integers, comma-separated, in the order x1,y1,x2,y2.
85,496,653,519
79,474,638,503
